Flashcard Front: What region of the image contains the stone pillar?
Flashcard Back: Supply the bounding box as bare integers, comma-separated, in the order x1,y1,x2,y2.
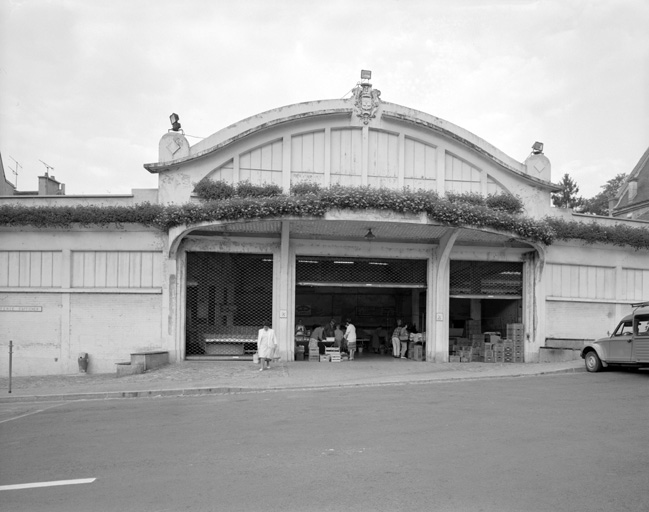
428,229,459,362
523,249,546,363
277,221,291,360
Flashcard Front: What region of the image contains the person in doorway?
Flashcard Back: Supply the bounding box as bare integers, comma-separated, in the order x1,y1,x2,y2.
334,323,345,348
295,319,306,336
257,322,277,371
324,318,336,339
399,322,410,358
372,325,388,353
391,319,408,358
344,318,357,360
310,323,326,354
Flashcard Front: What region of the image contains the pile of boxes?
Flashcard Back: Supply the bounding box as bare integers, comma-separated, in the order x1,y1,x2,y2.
450,324,524,363
326,347,341,363
407,332,425,361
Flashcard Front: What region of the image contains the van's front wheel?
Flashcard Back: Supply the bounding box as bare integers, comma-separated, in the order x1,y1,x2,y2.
585,351,603,373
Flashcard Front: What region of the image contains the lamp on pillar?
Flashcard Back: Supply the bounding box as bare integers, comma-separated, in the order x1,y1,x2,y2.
531,141,544,154
169,113,182,132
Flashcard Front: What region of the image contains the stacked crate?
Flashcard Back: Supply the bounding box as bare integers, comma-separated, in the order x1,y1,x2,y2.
507,323,525,362
493,343,504,362
470,335,484,362
465,320,481,338
295,345,305,361
502,340,515,363
325,347,341,363
308,348,320,362
459,347,473,362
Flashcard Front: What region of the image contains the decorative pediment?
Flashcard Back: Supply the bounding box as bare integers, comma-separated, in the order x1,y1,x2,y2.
352,82,381,124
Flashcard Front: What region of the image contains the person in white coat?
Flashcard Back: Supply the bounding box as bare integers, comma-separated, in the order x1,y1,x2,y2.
257,322,278,371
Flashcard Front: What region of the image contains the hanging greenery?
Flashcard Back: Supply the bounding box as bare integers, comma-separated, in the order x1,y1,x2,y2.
2,185,648,249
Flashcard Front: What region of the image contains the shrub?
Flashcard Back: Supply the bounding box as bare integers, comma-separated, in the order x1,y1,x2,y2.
485,193,524,214
445,191,486,208
290,181,322,195
236,180,283,198
193,178,235,201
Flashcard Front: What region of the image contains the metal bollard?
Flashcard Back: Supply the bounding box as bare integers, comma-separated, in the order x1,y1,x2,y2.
78,352,89,373
8,340,12,393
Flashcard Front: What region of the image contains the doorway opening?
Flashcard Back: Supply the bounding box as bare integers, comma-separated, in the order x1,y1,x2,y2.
295,256,427,359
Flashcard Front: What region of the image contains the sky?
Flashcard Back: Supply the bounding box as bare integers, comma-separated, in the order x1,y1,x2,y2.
1,0,648,197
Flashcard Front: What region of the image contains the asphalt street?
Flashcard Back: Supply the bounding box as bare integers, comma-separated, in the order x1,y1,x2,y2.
1,371,648,512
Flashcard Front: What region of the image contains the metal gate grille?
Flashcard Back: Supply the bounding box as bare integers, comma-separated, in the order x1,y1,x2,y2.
185,252,273,357
296,256,427,287
450,261,523,298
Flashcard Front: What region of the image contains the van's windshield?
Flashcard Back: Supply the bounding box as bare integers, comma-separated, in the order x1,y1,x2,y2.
614,321,633,336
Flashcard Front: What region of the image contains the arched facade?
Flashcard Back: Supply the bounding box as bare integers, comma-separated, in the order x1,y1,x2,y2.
145,84,554,365
2,79,648,376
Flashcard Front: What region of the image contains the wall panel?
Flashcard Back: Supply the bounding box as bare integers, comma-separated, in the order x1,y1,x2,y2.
71,251,162,288
445,153,481,193
0,251,62,288
621,268,649,302
546,263,615,300
291,131,325,184
331,128,362,186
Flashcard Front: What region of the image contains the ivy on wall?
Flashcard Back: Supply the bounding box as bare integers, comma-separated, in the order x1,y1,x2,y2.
2,184,649,250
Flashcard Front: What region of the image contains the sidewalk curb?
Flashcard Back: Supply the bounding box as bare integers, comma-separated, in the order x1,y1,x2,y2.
0,366,585,404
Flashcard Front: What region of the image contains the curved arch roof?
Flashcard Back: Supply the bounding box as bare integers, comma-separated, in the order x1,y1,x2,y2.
144,96,554,191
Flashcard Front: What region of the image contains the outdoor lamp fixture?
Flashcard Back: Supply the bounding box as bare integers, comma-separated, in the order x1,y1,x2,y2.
169,113,181,132
532,141,544,154
364,228,376,240
361,69,372,81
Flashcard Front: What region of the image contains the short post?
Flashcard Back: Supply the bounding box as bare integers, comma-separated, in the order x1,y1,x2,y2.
8,340,13,393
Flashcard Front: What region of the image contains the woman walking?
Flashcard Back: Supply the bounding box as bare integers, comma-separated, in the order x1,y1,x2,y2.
257,322,277,371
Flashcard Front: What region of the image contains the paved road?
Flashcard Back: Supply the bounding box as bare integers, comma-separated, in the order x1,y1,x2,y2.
1,371,647,512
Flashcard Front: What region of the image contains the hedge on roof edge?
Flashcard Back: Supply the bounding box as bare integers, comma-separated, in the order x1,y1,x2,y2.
1,184,648,250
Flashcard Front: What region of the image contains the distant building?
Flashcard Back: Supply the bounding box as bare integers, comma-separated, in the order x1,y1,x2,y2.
0,153,65,196
1,77,648,377
611,147,649,220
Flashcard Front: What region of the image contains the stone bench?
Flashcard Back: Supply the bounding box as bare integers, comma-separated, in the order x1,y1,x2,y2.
116,351,169,377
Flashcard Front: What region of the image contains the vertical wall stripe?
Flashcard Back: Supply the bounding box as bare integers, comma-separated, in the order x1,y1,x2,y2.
283,135,291,193
361,125,369,186
398,133,405,188
324,127,331,187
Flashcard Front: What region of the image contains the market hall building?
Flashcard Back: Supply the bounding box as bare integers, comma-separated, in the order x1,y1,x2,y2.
2,76,649,376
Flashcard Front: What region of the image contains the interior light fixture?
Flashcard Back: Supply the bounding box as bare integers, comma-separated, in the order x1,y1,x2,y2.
364,228,376,240
298,260,319,264
369,262,388,266
334,261,354,264
531,141,544,154
169,113,181,132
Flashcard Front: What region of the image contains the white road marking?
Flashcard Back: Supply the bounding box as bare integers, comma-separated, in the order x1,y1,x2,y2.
0,478,96,491
0,402,67,424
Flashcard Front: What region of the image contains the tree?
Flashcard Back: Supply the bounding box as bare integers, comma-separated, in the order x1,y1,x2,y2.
579,173,627,216
552,173,584,209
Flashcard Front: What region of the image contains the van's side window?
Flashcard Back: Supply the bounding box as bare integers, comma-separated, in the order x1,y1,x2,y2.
636,315,649,336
